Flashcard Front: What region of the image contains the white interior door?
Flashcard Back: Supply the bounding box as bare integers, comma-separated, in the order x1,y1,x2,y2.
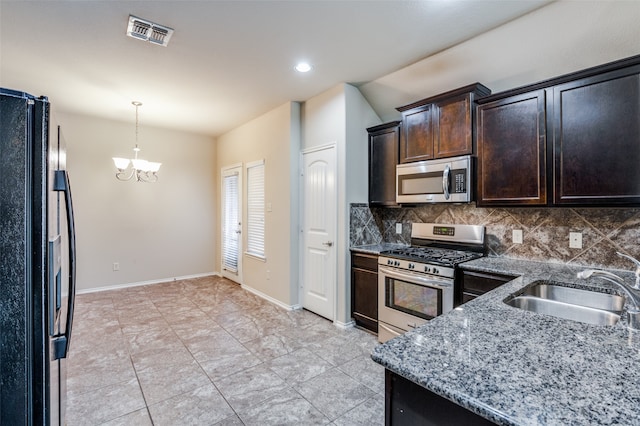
301,146,337,320
221,165,242,283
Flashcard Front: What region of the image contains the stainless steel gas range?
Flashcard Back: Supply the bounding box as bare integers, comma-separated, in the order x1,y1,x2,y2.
378,223,485,343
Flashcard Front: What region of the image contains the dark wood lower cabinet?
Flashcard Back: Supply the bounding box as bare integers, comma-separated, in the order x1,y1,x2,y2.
351,252,379,333
385,370,495,425
457,270,517,305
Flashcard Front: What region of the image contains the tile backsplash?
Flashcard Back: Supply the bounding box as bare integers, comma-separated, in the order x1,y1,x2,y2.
350,203,640,271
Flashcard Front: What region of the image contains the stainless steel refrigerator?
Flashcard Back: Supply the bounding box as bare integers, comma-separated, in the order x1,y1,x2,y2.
1,88,76,425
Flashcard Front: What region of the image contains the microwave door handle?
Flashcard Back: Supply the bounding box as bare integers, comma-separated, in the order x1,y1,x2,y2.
443,164,451,200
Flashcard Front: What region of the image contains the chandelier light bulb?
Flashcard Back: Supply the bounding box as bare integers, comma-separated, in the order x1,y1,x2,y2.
112,101,162,182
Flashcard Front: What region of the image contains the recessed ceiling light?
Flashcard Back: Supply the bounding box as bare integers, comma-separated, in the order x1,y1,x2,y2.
295,62,312,73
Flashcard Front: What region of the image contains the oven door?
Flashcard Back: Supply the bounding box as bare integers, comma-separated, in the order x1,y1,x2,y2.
378,265,454,341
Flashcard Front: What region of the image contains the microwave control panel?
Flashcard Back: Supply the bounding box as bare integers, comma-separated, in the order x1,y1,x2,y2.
452,169,467,193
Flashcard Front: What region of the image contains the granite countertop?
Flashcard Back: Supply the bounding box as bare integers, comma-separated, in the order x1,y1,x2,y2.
350,243,408,255
372,257,640,425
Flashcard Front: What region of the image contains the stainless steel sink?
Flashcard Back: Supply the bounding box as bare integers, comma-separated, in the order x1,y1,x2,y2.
504,281,624,326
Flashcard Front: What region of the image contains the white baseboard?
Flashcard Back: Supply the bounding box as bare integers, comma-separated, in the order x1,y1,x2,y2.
334,319,355,330
76,272,217,294
240,284,300,311
241,284,349,325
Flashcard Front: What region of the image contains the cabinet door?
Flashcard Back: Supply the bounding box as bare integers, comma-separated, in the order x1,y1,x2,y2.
434,94,473,158
476,90,547,206
553,66,640,205
386,371,495,425
351,253,379,333
369,122,400,206
400,105,434,163
352,268,378,328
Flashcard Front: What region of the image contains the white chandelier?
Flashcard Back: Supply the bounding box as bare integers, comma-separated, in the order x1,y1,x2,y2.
112,101,162,182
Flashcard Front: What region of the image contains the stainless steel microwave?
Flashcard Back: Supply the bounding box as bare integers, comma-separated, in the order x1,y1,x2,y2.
396,155,472,204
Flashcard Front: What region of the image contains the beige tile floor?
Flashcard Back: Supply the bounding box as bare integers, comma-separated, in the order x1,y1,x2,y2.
66,275,385,425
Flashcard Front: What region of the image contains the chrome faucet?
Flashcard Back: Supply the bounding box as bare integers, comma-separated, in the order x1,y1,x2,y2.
577,252,640,328
577,269,640,310
616,252,640,289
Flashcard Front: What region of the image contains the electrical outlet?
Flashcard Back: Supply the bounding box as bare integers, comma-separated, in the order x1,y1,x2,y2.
266,270,271,280
569,232,583,249
112,262,120,271
512,229,523,244
396,223,402,234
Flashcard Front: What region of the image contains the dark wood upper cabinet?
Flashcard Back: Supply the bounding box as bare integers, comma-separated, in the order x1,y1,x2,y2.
476,54,640,207
368,121,401,206
553,65,640,205
434,94,474,158
400,105,434,162
477,90,547,206
397,83,491,163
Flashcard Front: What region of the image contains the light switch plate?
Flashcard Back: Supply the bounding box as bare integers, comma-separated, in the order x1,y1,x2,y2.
569,232,583,249
396,223,402,234
512,229,523,244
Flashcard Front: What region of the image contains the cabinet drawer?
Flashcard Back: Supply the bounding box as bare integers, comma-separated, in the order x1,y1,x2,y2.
462,270,516,295
462,292,477,304
351,253,378,271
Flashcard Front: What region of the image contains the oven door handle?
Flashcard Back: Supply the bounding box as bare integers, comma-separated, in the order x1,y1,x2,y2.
379,266,453,289
379,323,403,338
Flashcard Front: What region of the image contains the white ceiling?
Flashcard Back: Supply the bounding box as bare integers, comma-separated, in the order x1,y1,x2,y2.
0,0,552,137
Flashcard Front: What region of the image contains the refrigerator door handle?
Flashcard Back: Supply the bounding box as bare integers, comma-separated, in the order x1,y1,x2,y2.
51,170,77,360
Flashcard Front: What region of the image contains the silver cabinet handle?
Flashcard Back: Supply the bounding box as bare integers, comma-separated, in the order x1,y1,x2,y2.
322,241,333,247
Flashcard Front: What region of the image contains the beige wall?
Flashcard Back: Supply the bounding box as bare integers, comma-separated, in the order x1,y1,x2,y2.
360,0,640,122
215,102,301,307
58,111,216,292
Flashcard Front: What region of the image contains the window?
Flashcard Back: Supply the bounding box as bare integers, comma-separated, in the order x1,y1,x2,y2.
246,160,265,259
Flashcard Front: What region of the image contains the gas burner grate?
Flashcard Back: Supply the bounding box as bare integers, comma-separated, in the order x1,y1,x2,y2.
384,246,482,266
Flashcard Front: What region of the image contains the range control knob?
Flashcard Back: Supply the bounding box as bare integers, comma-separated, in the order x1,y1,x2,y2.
387,259,392,265
433,267,439,274
394,261,400,267
424,266,430,273
408,263,415,269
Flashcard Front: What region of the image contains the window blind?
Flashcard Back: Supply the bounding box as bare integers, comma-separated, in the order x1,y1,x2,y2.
222,172,239,272
246,160,265,258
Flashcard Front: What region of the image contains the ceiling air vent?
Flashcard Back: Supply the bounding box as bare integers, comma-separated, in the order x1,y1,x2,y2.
126,15,174,47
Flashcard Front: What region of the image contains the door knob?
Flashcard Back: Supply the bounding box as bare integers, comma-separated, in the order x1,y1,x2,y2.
322,241,333,247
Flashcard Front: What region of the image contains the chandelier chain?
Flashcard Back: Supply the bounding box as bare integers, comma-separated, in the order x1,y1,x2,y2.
112,100,161,182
